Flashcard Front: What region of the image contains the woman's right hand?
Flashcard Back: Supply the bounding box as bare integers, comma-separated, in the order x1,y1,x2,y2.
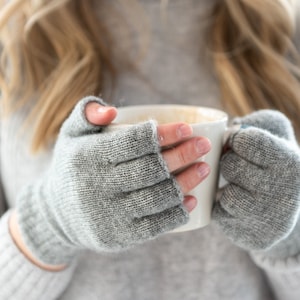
15,96,211,266
85,101,211,213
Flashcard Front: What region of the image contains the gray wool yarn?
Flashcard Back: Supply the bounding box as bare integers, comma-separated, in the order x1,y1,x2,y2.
213,110,300,256
16,96,188,265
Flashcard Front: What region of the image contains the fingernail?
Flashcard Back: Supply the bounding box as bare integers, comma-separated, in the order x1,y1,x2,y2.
196,138,211,154
197,164,210,178
184,196,197,212
97,106,113,114
177,124,193,138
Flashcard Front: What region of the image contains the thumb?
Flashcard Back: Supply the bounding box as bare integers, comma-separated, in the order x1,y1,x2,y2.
85,102,117,126
61,96,116,137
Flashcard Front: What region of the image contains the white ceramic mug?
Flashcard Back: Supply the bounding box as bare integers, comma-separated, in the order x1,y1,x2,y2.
106,105,228,232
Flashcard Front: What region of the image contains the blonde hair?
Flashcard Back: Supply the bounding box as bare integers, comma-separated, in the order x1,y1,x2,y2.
0,0,118,151
208,0,300,131
0,0,300,152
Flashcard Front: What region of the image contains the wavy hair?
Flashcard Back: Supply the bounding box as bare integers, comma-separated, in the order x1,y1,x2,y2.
0,0,122,152
0,0,300,152
208,0,300,131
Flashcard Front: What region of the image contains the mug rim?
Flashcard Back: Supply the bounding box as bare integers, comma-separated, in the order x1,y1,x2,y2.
113,104,228,125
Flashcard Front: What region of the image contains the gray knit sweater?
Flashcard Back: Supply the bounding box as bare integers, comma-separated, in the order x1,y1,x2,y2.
1,1,300,299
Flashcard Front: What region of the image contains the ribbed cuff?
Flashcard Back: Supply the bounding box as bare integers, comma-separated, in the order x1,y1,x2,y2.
0,210,77,300
16,184,78,265
250,216,300,261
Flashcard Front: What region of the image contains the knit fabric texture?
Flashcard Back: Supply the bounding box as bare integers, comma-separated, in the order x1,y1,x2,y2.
16,96,188,265
2,0,300,299
213,110,300,253
0,210,77,300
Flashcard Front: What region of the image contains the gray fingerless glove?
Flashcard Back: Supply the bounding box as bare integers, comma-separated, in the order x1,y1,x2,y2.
213,110,300,256
16,96,188,265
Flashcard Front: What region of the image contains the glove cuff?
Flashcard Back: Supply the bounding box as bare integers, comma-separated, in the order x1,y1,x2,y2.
16,183,78,265
252,215,300,260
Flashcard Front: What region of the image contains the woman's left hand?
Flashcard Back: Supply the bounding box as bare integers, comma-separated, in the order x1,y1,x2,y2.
213,110,300,252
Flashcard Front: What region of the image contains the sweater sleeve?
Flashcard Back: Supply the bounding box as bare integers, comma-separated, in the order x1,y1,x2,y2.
250,251,300,300
0,210,77,300
249,211,300,299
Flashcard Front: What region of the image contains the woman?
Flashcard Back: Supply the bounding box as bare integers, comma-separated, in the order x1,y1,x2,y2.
0,0,300,299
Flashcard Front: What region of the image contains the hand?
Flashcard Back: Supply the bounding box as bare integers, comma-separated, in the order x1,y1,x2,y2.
84,102,209,212
213,110,300,252
15,96,211,265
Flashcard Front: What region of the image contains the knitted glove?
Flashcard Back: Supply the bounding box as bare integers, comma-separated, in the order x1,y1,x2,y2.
213,110,300,254
16,96,188,265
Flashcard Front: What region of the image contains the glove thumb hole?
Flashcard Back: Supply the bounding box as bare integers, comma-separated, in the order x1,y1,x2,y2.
61,96,111,137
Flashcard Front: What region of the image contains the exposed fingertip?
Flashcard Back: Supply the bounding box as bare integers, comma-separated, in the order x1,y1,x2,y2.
97,106,117,114
197,163,210,179
183,196,197,212
177,123,193,138
85,102,117,125
195,137,211,154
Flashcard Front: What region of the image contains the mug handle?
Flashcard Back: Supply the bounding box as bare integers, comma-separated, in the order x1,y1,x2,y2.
222,124,242,145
